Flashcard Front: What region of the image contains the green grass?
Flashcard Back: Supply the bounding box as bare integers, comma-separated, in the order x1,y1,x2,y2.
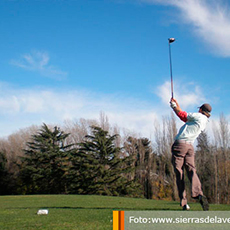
0,195,230,230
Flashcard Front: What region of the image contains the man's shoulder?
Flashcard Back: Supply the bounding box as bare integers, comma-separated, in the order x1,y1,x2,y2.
187,112,207,121
187,112,200,117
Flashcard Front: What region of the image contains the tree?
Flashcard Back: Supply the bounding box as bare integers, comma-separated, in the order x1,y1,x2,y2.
69,126,142,197
0,152,10,195
20,123,73,194
153,114,177,201
196,131,214,202
124,136,153,199
212,114,230,204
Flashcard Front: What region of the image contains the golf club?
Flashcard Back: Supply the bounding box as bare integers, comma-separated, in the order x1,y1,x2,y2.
168,38,175,98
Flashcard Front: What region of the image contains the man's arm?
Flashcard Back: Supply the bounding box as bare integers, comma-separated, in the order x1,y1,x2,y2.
170,98,188,122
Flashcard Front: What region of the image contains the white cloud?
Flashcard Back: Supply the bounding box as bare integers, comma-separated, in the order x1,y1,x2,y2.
0,80,220,140
0,95,20,114
141,0,230,57
11,50,68,80
156,80,206,109
0,84,160,138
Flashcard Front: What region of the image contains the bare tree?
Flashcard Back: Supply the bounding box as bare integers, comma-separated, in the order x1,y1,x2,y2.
153,113,178,201
63,118,98,147
212,114,230,204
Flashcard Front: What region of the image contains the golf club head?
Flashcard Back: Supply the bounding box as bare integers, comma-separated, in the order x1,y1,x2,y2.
168,38,175,43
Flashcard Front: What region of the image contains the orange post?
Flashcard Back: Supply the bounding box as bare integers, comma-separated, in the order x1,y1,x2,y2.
113,211,125,230
119,211,125,230
113,211,119,230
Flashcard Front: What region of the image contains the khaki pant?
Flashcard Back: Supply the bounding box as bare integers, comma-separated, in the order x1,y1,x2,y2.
171,140,203,206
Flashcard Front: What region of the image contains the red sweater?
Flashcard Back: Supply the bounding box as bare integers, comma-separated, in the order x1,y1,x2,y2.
177,111,188,122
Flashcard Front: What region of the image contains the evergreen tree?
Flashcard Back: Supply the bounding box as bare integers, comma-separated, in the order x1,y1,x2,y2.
70,126,142,197
0,152,9,195
20,123,73,194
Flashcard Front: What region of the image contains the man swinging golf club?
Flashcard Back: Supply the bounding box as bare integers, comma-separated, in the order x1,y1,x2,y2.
170,98,212,211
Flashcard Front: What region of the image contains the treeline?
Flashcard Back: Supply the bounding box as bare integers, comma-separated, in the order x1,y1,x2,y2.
0,113,230,204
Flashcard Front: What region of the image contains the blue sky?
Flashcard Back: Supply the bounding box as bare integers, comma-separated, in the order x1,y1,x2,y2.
0,0,229,137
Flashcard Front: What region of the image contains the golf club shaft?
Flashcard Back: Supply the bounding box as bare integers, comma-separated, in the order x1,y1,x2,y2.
168,41,174,98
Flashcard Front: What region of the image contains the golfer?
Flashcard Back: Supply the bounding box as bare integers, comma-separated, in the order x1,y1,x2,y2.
170,97,211,211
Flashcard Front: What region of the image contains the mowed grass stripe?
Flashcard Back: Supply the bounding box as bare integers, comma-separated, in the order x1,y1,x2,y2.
0,195,230,230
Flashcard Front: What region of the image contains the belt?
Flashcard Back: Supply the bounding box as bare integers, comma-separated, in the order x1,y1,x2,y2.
174,140,193,145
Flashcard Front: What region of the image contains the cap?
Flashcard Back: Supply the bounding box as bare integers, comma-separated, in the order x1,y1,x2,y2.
199,103,212,113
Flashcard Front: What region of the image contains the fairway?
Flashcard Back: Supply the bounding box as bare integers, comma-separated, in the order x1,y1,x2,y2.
0,195,230,230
